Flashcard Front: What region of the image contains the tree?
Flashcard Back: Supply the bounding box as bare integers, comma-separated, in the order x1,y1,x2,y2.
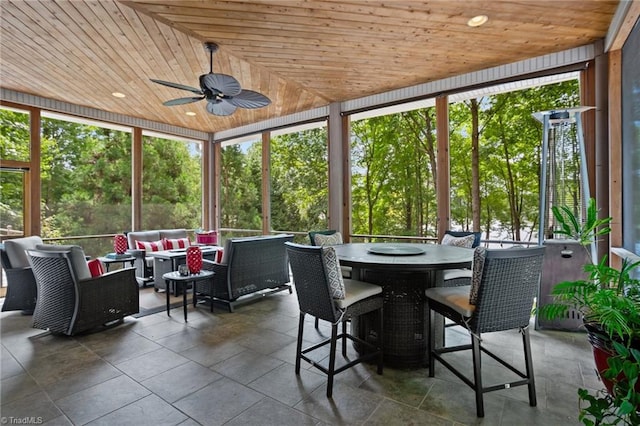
270,128,329,234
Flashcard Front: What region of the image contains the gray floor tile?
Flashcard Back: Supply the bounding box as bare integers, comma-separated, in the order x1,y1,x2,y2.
248,363,326,406
41,360,123,401
1,346,25,380
86,394,188,426
0,389,64,423
173,377,263,426
141,360,223,403
134,318,192,341
420,377,505,424
359,366,434,408
1,373,42,405
54,375,150,425
115,347,190,381
0,290,598,426
365,398,454,425
75,326,162,365
293,381,383,424
211,349,283,384
180,340,246,367
224,397,319,426
236,328,298,355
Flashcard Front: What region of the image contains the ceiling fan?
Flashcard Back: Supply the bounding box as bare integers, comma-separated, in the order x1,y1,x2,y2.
150,42,271,116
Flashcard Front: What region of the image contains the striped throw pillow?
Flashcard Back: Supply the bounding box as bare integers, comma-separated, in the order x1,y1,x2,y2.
135,239,165,252
163,237,190,249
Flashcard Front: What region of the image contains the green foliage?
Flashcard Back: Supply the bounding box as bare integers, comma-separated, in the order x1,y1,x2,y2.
270,128,329,233
220,142,262,230
552,198,612,249
1,78,581,253
537,197,640,425
351,111,437,238
577,343,640,426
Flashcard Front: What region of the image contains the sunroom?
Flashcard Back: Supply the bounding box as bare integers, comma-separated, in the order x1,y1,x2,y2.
1,1,639,424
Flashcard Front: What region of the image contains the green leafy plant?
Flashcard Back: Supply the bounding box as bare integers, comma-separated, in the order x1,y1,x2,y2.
578,343,640,426
537,198,640,425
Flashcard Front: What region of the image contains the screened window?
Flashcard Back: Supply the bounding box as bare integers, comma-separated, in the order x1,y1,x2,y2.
40,113,132,256
270,125,328,238
142,132,202,230
622,18,640,259
350,104,438,241
220,138,262,235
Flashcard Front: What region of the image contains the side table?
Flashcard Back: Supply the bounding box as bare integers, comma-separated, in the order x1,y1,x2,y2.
162,270,214,321
98,255,136,272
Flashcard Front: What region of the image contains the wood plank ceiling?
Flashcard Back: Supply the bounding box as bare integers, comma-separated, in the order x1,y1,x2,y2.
0,0,620,135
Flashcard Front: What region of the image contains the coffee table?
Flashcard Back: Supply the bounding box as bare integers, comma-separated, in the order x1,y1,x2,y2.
98,255,136,272
162,270,214,321
149,246,221,294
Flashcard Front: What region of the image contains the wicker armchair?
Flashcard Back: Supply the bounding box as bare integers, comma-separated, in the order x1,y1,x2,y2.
27,248,139,335
286,242,383,398
0,236,42,313
196,234,294,312
425,246,545,417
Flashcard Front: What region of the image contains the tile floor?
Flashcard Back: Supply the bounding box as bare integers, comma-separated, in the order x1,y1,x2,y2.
1,287,598,425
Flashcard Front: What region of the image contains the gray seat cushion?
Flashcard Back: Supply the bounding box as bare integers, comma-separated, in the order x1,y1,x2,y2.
335,279,383,309
442,268,472,281
4,236,43,268
35,244,91,281
425,285,476,317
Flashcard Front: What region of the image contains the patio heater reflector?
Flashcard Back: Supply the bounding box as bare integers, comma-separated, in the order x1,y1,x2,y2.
533,106,594,331
533,106,595,256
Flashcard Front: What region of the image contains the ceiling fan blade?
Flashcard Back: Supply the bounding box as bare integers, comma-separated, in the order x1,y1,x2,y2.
206,100,237,116
150,79,202,95
163,96,205,106
201,73,242,96
225,90,271,109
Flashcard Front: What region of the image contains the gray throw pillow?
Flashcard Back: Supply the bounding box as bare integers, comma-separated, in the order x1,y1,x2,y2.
321,246,345,299
314,232,343,246
441,233,475,248
468,247,488,305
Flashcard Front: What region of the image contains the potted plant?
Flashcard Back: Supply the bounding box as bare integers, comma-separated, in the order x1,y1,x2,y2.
538,198,640,425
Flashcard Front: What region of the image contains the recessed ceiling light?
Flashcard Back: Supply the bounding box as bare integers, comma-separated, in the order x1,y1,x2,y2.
112,92,126,98
467,15,488,27
185,111,196,116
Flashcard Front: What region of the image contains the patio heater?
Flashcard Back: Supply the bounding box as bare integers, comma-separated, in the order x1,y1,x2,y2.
533,106,594,330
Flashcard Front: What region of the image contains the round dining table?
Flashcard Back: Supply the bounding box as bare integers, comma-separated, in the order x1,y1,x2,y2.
333,242,474,368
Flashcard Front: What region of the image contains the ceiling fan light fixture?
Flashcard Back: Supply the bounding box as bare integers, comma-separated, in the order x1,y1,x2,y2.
185,111,196,116
150,41,270,116
467,15,488,27
112,92,126,98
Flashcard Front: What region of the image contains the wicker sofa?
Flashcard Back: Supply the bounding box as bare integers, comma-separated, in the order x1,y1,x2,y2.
196,234,294,312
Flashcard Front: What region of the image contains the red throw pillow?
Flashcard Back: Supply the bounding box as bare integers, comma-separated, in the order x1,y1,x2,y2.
135,240,165,252
163,237,190,249
87,259,104,277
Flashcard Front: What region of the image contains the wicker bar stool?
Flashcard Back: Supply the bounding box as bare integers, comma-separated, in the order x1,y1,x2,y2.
425,246,545,417
285,242,383,398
